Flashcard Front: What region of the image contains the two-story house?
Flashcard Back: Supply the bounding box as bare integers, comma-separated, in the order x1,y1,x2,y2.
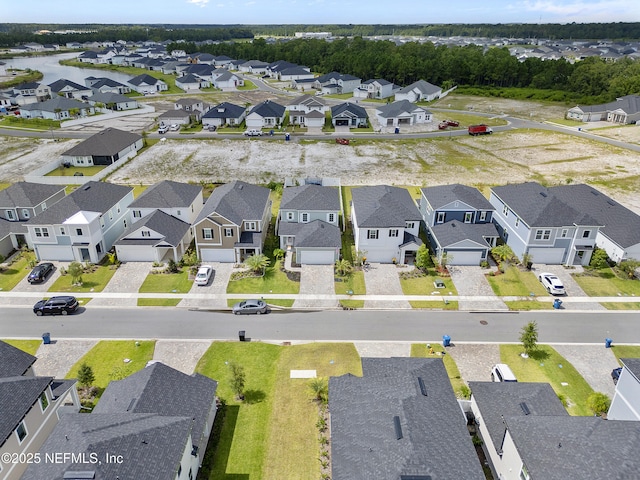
490,182,601,265
353,78,394,100
114,180,203,263
194,181,271,263
0,182,66,256
287,94,328,128
608,358,640,421
26,181,134,263
245,100,286,129
351,185,422,263
48,78,92,100
420,184,499,265
11,82,51,105
277,185,341,265
0,341,80,480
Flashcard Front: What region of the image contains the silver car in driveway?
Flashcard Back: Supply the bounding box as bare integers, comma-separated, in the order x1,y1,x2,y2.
232,299,268,315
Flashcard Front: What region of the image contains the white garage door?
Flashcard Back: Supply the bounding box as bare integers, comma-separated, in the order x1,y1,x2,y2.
528,248,565,265
36,245,74,261
201,248,235,262
446,250,483,266
298,249,335,265
116,245,157,262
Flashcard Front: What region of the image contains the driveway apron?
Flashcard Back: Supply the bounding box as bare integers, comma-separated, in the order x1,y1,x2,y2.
531,264,606,311
293,265,339,309
445,343,501,383
179,262,235,309
354,342,411,357
448,266,509,311
89,262,152,307
152,340,212,374
363,263,411,309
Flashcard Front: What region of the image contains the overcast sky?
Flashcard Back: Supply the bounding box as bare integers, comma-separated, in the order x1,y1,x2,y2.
3,0,639,25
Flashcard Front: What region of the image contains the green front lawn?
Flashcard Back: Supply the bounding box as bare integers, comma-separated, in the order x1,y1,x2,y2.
227,260,300,296
610,345,640,362
139,270,193,293
336,270,365,309
45,165,107,177
573,267,640,296
486,267,548,296
600,302,640,310
500,344,594,416
412,344,468,398
2,339,42,355
505,300,554,311
196,342,361,480
237,80,257,90
137,298,182,307
400,271,458,309
0,251,35,291
48,266,117,293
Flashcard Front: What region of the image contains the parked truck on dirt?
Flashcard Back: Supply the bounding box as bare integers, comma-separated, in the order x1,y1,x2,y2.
468,124,493,136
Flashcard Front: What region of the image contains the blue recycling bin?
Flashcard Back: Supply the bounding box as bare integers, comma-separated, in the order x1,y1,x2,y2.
42,332,51,345
285,133,290,141
394,127,400,134
553,298,563,309
605,338,613,348
442,335,451,347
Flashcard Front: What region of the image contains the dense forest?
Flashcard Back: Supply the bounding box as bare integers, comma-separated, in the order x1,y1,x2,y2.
169,37,640,104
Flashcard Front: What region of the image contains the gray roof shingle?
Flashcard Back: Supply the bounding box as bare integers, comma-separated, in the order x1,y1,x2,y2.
0,340,37,378
249,100,285,118
376,99,429,118
331,102,368,118
430,220,499,248
397,79,442,95
421,184,494,211
114,210,191,248
621,358,640,380
195,180,270,226
278,220,341,248
0,182,64,209
87,92,132,104
0,376,52,445
62,127,142,157
352,185,421,228
129,180,201,209
20,96,89,113
128,73,162,86
280,184,340,211
202,102,246,120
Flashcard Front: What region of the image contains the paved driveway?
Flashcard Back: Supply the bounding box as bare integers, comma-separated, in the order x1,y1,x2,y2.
2,261,66,307
446,343,501,383
448,266,508,311
363,263,411,309
552,344,619,398
179,262,235,309
34,339,97,378
531,264,605,311
89,262,152,307
152,340,211,374
293,265,338,309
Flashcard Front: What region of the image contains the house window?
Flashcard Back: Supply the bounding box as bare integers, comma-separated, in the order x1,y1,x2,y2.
515,217,520,227
301,213,309,223
202,228,213,239
224,228,233,237
367,229,379,240
142,231,150,237
60,227,66,235
286,212,294,221
34,227,49,238
109,210,113,220
177,210,182,216
5,210,15,220
502,205,508,216
582,230,591,238
16,421,27,444
561,229,568,238
40,392,49,412
405,222,415,229
76,228,83,236
42,201,47,211
328,213,335,223
464,212,473,223
116,206,121,214
437,212,445,224
123,219,127,229
133,210,142,218
245,221,257,231
479,211,487,221
535,229,551,241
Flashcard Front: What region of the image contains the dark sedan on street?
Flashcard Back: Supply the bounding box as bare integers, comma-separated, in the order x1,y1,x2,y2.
33,296,79,316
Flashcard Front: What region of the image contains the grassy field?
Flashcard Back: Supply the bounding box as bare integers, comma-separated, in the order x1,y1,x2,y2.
486,267,548,296
48,266,118,293
400,271,458,309
412,343,468,398
139,270,193,293
0,251,35,291
2,339,42,355
500,344,594,416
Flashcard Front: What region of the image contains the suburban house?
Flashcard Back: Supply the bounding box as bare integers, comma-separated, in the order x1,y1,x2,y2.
201,102,246,128
212,71,244,89
608,357,640,421
60,128,143,167
48,78,92,99
353,78,394,100
26,181,134,263
330,357,485,480
87,91,138,111
128,73,168,94
287,94,328,127
12,82,52,104
194,180,272,263
265,60,298,78
395,79,442,103
277,184,341,264
313,72,361,94
470,381,640,480
350,185,422,263
375,99,432,127
85,76,131,94
158,109,192,126
22,362,218,480
0,341,80,480
489,182,601,265
420,184,499,265
20,97,94,120
331,102,369,128
279,66,314,82
0,94,11,110
238,59,269,74
245,100,286,129
175,98,207,115
566,95,640,124
114,180,203,263
176,73,210,91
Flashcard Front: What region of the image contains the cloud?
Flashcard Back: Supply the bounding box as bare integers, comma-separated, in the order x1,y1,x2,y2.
187,0,210,7
520,0,633,19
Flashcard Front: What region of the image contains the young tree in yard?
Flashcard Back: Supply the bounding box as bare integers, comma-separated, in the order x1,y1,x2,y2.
244,253,269,273
77,363,95,389
229,362,246,401
68,261,83,285
587,392,611,417
415,244,433,271
589,248,609,270
491,244,516,264
520,321,539,356
334,259,353,276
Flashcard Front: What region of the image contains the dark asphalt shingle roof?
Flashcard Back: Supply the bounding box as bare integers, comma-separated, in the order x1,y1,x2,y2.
376,99,429,118
430,220,499,248
280,185,340,211
330,358,484,480
195,180,270,226
20,96,89,113
288,94,326,107
0,182,64,209
574,94,640,115
61,127,142,157
114,210,191,248
331,102,368,118
128,73,162,86
280,66,312,76
87,92,132,104
248,100,286,118
176,73,200,84
421,184,495,211
397,79,442,95
48,78,89,93
278,220,341,248
0,340,37,377
621,358,640,381
202,102,245,119
26,181,132,226
0,376,52,445
129,180,201,209
351,185,421,228
89,77,129,89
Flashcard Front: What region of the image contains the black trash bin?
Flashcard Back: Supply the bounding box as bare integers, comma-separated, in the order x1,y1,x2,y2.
239,330,246,342
42,332,51,345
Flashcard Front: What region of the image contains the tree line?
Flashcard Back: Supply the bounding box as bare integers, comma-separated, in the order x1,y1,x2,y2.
170,37,640,104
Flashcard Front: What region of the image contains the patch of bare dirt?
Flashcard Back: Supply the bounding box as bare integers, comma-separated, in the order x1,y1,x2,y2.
0,136,80,182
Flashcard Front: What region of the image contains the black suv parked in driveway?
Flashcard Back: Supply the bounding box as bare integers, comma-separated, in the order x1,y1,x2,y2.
33,296,79,316
27,263,54,283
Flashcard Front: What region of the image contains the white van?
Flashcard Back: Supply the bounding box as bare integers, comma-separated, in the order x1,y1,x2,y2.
491,364,517,382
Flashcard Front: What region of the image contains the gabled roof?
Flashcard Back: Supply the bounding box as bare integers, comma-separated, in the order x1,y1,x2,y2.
0,376,52,445
621,358,640,381
176,73,200,84
202,102,246,119
573,94,640,115
430,220,499,248
278,220,341,248
421,184,494,211
314,71,343,83
330,358,484,480
351,185,421,228
0,340,37,377
364,78,392,86
280,184,340,211
241,59,269,68
248,100,286,118
289,94,326,108
21,413,194,480
181,64,215,75
158,109,192,119
93,362,217,453
214,71,239,82
62,127,142,157
397,79,442,95
128,73,162,86
130,180,201,209
88,92,132,104
267,60,298,72
280,66,311,76
26,181,132,226
331,102,368,118
48,78,88,92
88,77,128,89
491,182,601,228
20,96,89,113
376,99,429,118
175,98,203,106
0,182,64,209
195,180,270,226
115,210,191,248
